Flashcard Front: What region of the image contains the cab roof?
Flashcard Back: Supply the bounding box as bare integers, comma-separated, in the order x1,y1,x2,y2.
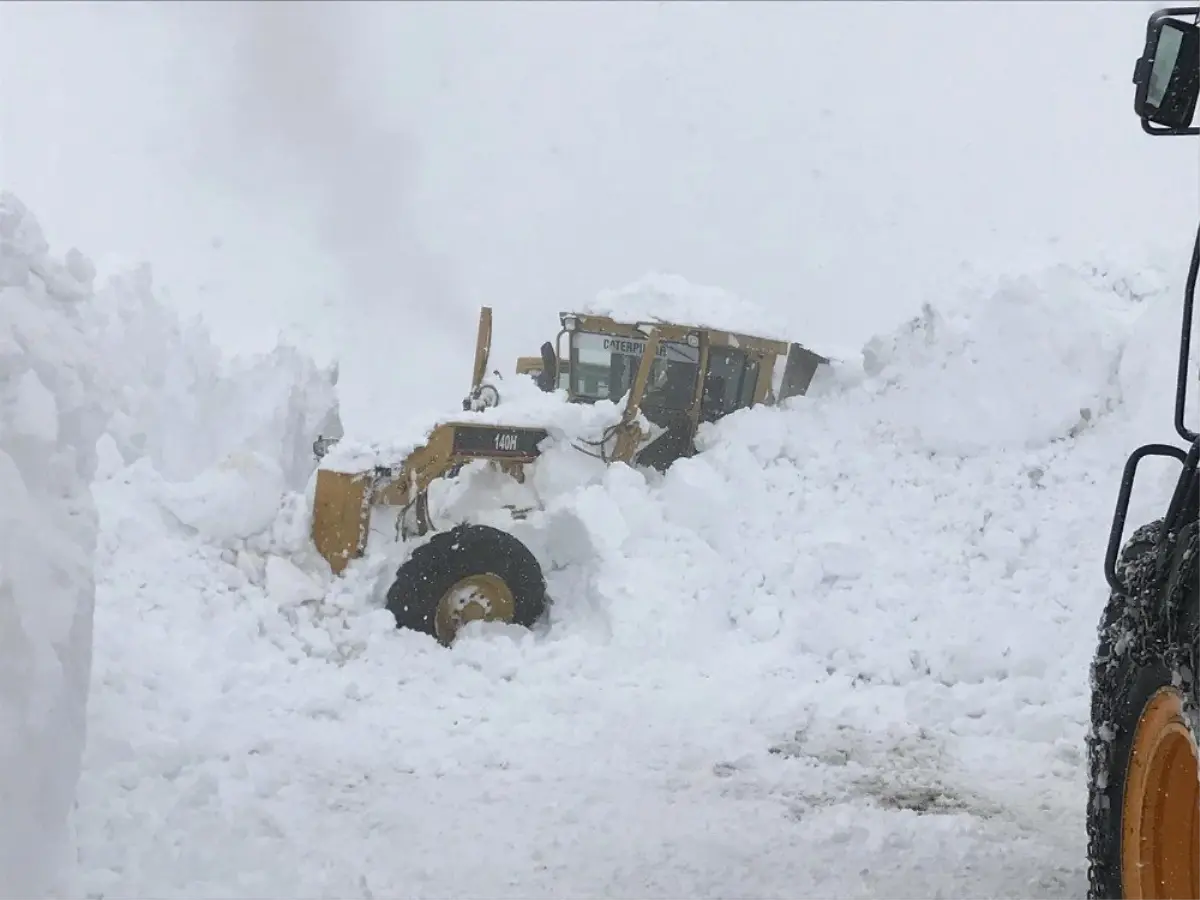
558,311,793,358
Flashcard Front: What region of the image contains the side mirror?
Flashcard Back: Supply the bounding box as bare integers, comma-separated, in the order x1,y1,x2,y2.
535,342,557,392
1133,8,1200,135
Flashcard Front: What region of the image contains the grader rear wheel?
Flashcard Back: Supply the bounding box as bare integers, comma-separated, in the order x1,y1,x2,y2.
1120,686,1199,900
386,523,547,646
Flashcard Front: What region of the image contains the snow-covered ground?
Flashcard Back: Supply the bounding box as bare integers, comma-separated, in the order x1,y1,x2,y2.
0,191,1176,898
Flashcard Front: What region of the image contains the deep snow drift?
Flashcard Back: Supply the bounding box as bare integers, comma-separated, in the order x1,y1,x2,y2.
0,192,341,896
8,193,1196,897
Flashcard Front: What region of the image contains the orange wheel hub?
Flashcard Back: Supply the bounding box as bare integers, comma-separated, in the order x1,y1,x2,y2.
1121,686,1200,899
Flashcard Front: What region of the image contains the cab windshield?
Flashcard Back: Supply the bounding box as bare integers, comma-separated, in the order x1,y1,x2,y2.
569,331,700,409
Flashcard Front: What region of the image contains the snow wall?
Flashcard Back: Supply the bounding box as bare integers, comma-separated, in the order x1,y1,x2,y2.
0,191,341,896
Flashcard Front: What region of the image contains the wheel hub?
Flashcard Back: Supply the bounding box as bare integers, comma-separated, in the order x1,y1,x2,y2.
1121,686,1200,900
434,573,516,644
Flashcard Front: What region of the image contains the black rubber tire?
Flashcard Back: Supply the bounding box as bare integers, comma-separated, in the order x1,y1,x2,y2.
385,523,547,645
1086,517,1199,899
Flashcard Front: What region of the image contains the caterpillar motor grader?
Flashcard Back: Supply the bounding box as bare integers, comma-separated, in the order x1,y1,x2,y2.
310,305,829,646
1087,8,1199,899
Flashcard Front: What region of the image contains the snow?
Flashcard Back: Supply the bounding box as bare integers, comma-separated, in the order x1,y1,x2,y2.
0,176,1174,897
0,192,104,897
854,265,1142,455
583,272,854,364
585,271,796,340
155,451,289,544
78,261,342,487
318,372,638,473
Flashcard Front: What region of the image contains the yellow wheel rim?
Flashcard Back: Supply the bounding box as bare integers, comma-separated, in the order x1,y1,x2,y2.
434,573,516,645
1121,685,1200,900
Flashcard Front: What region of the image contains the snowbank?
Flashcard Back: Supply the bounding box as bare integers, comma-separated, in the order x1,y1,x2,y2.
74,229,342,556
81,265,342,488
0,192,105,896
0,189,345,895
853,263,1151,455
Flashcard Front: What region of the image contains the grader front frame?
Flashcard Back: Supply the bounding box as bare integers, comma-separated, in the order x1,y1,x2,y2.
311,420,549,576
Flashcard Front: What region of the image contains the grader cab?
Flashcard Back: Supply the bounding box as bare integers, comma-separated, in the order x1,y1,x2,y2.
309,303,829,647
513,311,828,471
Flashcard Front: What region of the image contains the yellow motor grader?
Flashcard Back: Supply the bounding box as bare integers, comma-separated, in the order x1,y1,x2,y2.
309,305,829,646
1087,8,1198,898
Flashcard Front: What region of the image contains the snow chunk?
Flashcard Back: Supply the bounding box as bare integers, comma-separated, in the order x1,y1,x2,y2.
265,556,325,609
157,450,287,545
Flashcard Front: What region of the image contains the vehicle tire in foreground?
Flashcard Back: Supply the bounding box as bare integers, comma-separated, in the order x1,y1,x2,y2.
385,523,547,646
1087,518,1199,900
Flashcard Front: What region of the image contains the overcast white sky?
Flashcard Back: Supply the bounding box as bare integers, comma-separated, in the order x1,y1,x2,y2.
2,0,1196,422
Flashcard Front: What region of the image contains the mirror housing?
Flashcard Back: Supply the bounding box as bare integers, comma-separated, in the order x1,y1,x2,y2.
1133,8,1200,135
534,342,558,392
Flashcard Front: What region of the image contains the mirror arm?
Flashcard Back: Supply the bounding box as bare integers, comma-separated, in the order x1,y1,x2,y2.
1173,219,1200,442
1141,119,1200,135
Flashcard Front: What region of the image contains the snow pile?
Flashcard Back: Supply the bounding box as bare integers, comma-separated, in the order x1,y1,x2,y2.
0,192,106,896
854,263,1145,455
585,271,796,341
69,230,342,555
319,370,635,473
82,265,342,488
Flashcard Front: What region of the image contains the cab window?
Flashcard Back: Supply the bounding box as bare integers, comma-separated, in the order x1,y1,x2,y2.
569,331,700,408
700,348,759,423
